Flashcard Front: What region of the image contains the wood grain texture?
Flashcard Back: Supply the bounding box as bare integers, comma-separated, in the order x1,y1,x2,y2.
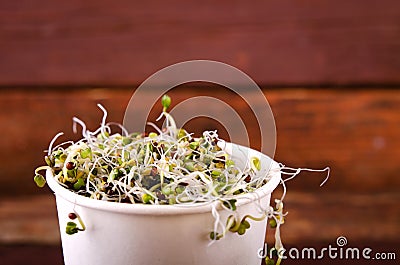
0,87,399,197
0,0,399,86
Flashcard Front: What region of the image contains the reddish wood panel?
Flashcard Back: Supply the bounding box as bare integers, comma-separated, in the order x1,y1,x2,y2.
270,89,400,192
0,0,399,86
0,88,399,197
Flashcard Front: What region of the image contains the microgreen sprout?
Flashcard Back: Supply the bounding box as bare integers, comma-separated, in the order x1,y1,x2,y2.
34,95,268,208
66,212,86,235
209,199,284,241
222,199,237,211
34,174,46,188
34,92,330,261
250,157,261,171
161,94,171,111
34,165,51,187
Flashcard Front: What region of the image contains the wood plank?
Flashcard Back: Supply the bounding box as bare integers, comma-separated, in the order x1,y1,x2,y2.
0,87,399,197
0,0,399,86
0,195,60,244
269,89,400,192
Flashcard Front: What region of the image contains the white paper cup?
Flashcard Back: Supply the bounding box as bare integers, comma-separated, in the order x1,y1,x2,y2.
46,143,281,265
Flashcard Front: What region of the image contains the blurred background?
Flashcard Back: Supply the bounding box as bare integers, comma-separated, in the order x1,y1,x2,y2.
0,1,399,264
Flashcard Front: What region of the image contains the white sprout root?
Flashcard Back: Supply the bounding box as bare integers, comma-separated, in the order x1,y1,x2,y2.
34,99,330,260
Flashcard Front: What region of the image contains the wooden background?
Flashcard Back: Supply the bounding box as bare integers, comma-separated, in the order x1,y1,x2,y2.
1,0,399,86
0,1,399,264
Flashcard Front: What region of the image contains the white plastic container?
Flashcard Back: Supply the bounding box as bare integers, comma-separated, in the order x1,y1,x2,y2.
46,143,281,265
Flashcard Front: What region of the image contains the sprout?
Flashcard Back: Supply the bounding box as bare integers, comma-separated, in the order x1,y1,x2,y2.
161,94,171,111
34,96,271,238
34,174,46,188
222,199,237,211
33,93,330,255
250,157,261,171
80,148,92,159
142,193,153,204
269,218,277,228
265,257,275,265
66,212,86,235
73,178,85,190
66,222,79,235
34,166,51,187
35,97,265,207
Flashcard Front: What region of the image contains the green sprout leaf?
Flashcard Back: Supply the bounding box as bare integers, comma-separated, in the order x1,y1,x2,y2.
211,169,221,177
225,159,235,167
237,225,246,235
250,157,261,171
142,193,153,204
34,174,46,188
73,178,85,190
80,148,92,159
222,199,237,211
265,257,275,265
209,231,222,240
148,132,158,138
177,129,188,141
161,94,171,111
44,156,53,167
269,218,277,228
189,141,199,150
65,213,86,235
66,222,79,235
122,136,132,146
242,220,250,229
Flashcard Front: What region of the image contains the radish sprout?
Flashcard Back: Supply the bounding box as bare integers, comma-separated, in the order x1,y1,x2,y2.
34,95,330,265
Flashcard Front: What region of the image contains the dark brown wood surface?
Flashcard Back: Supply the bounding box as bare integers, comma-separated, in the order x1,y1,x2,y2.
0,87,399,197
0,0,399,86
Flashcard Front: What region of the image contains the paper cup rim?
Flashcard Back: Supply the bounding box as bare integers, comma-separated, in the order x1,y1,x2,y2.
46,144,281,216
